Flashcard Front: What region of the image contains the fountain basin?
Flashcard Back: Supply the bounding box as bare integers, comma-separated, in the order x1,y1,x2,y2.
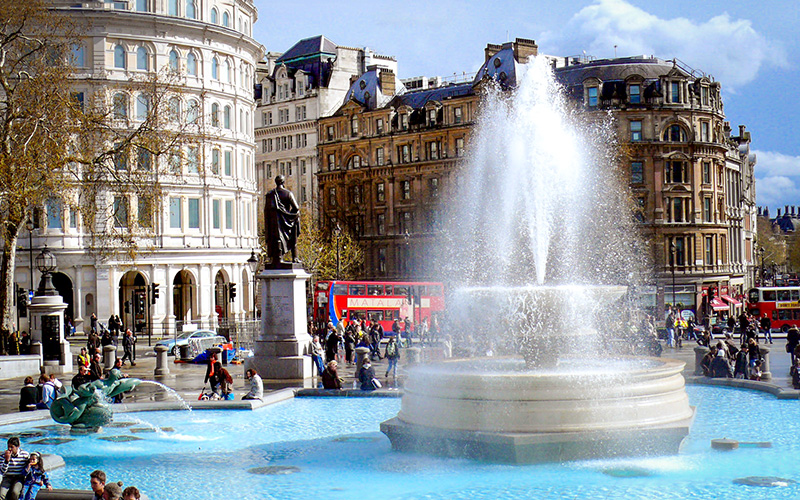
381,356,695,463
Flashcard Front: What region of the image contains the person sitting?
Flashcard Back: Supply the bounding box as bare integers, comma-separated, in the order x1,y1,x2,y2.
36,375,56,410
700,346,717,377
733,348,749,379
791,359,800,390
709,350,732,378
358,359,378,391
242,368,263,400
71,365,94,390
18,377,37,412
749,359,763,381
321,361,342,390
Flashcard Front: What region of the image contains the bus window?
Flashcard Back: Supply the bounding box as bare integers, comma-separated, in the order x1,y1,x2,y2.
779,310,792,321
368,285,384,296
350,285,366,296
794,310,800,320
385,309,398,320
332,284,347,296
384,286,393,295
793,290,800,301
367,310,384,322
763,290,776,301
394,286,409,297
748,289,760,303
773,311,778,321
349,311,365,321
778,290,791,301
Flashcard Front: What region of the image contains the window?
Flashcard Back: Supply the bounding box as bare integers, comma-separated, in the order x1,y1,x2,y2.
376,147,384,166
705,236,713,265
630,120,642,141
136,47,149,70
212,199,220,229
71,44,85,67
185,0,196,19
377,213,385,235
211,148,220,174
378,248,386,274
210,7,218,23
224,60,230,83
703,198,712,222
136,94,150,120
114,45,126,69
665,160,687,183
351,185,362,204
69,208,78,228
222,11,229,27
329,187,336,207
401,180,411,200
429,178,439,198
46,199,62,229
137,147,151,171
224,151,232,176
211,103,219,127
376,182,385,203
212,57,219,80
135,0,149,11
224,105,231,129
113,93,128,119
114,145,128,171
187,146,199,173
376,118,384,134
326,125,334,141
399,144,410,163
665,124,686,142
225,200,233,229
702,162,711,184
587,86,598,107
399,211,414,234
168,149,181,173
629,84,641,104
427,141,439,160
188,199,200,229
168,0,177,15
113,196,128,228
301,159,306,175
671,237,685,266
670,81,680,103
138,196,152,228
701,86,709,106
347,156,361,169
456,137,465,157
187,53,197,75
187,99,199,123
301,187,307,203
631,161,643,184
671,198,686,223
169,198,181,228
454,107,462,124
428,108,437,126
169,50,179,72
701,121,710,142
327,153,335,170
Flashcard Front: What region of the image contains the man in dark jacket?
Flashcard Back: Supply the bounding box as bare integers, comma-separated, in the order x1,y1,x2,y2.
709,350,732,378
787,326,800,363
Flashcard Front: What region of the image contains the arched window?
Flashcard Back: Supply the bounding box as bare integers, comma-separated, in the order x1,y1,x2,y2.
114,45,126,69
664,124,687,142
212,57,219,80
169,50,179,72
185,0,196,19
187,99,199,124
169,97,181,122
113,93,128,119
136,47,149,70
222,11,229,27
136,94,150,120
168,0,178,15
245,111,249,134
223,105,231,129
211,103,219,127
239,109,243,132
210,8,218,24
223,60,230,83
186,52,197,76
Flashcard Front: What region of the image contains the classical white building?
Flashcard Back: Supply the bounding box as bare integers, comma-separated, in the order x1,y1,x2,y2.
19,0,264,337
254,36,397,209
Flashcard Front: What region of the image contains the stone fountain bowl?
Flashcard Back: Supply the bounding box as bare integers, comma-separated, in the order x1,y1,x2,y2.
381,356,695,463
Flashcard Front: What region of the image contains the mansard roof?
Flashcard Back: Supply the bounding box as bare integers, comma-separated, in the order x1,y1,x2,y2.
393,83,473,109
277,35,337,64
555,56,689,88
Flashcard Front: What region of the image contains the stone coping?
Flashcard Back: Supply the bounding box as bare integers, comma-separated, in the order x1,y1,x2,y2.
685,376,800,400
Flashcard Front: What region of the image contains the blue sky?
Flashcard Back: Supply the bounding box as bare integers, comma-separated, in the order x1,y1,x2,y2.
252,0,800,212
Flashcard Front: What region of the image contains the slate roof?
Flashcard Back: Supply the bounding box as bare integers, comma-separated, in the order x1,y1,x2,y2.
277,35,337,64
395,83,473,108
555,57,687,87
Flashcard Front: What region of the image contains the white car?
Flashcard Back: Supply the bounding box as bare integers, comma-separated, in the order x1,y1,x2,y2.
156,330,222,356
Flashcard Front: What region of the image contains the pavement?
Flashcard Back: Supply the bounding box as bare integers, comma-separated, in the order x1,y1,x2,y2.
0,333,794,416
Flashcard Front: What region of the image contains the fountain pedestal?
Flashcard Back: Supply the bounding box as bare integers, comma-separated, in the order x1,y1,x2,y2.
245,268,312,380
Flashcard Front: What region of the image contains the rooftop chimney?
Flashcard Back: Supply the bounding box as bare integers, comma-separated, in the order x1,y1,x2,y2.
378,68,395,96
513,38,538,63
778,208,782,217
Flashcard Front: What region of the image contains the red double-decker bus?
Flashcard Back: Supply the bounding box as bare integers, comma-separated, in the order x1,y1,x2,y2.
747,286,800,332
312,280,445,331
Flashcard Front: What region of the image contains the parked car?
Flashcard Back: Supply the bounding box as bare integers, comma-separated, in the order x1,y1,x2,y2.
156,330,221,356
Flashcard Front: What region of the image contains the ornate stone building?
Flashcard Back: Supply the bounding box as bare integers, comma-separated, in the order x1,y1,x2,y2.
556,56,757,313
23,0,264,335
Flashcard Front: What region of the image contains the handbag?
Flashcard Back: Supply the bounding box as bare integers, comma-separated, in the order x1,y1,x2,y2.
371,378,382,389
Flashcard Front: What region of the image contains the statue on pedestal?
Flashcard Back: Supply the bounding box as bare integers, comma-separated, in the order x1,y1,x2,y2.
264,175,301,267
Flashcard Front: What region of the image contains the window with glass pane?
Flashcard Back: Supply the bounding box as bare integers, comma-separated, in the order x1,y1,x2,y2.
703,198,712,222
376,147,384,166
670,81,680,103
185,199,200,229
136,47,148,70
169,50,179,72
137,147,151,171
225,200,233,229
222,11,229,26
185,0,195,18
211,149,220,174
429,178,439,198
672,198,683,222
376,183,385,202
212,57,218,79
210,8,217,23
456,137,464,157
169,197,181,228
114,146,127,171
72,45,85,67
631,161,643,183
113,196,128,228
349,285,366,296
212,199,220,229
401,180,411,200
454,107,462,123
674,238,685,266
629,84,640,103
113,93,127,119
630,120,642,141
187,53,197,75
702,162,711,184
137,197,152,228
329,188,336,206
701,122,709,142
168,0,177,15
136,94,149,120
187,99,198,123
224,151,232,176
187,146,199,173
666,124,684,142
224,106,231,129
376,118,383,134
114,45,126,69
46,199,62,229
377,213,385,235
587,86,598,106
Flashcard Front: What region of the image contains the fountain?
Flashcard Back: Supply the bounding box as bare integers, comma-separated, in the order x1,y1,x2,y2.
49,369,140,430
381,56,694,463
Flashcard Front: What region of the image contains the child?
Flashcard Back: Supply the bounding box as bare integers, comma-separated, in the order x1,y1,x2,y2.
122,486,141,500
21,452,52,500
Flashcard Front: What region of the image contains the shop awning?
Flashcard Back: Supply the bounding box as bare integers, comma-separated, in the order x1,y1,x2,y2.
711,298,728,311
721,295,741,306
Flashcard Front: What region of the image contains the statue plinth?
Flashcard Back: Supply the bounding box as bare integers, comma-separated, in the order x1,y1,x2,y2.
245,268,312,380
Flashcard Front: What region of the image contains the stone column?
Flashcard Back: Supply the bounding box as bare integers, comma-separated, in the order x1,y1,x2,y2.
693,345,709,376
760,345,772,381
103,344,116,372
154,345,170,378
355,346,371,374
244,267,312,380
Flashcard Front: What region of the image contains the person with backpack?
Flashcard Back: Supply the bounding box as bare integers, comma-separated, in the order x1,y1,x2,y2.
384,336,400,381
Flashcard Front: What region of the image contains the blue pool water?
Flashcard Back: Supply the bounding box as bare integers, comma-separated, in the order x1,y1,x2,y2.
4,386,800,499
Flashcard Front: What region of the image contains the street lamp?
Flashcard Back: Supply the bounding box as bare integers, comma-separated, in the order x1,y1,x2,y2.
34,246,58,296
334,223,341,280
247,250,259,319
669,241,676,309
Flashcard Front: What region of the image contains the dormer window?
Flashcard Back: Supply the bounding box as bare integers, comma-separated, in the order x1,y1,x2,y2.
670,81,681,103
664,124,687,142
400,114,408,130
350,115,359,136
428,109,436,126
587,86,598,107
376,118,384,135
629,84,641,104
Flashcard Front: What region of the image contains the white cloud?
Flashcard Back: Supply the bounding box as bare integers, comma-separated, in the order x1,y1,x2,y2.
543,0,787,89
754,150,800,209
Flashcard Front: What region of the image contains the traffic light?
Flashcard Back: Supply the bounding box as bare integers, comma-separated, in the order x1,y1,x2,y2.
151,283,160,304
136,294,145,314
229,283,237,302
16,285,27,318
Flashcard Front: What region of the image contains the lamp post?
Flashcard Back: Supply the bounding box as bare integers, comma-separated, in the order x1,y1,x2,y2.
334,223,341,280
759,247,765,286
247,250,259,320
34,246,58,296
669,241,676,309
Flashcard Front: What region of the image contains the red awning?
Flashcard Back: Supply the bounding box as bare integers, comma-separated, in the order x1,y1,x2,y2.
721,295,741,306
711,298,728,311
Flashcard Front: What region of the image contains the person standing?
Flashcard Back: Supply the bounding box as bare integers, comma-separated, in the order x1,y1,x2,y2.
77,347,90,369
121,330,136,367
90,353,103,381
787,326,800,364
310,336,325,376
264,175,301,265
242,368,263,400
665,307,676,349
0,437,30,500
90,313,98,335
760,314,773,344
384,336,400,381
368,321,383,360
